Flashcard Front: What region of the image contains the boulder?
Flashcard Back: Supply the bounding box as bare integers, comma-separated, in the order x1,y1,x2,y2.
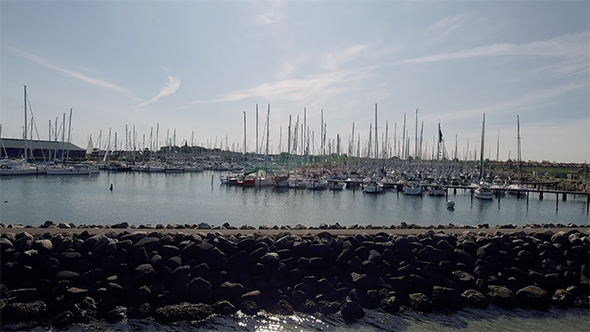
133,263,155,285
380,296,400,313
461,289,489,308
488,285,518,309
516,285,550,310
317,300,340,315
240,300,259,315
213,299,237,315
432,286,463,309
409,292,433,312
551,289,576,308
106,306,128,323
188,277,212,302
268,299,294,315
340,300,365,320
51,310,74,328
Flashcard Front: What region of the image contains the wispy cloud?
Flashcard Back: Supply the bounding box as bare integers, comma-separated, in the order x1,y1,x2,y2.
397,31,590,78
322,45,368,71
193,67,374,104
10,48,138,99
255,0,284,25
275,54,310,80
134,76,181,110
426,13,471,42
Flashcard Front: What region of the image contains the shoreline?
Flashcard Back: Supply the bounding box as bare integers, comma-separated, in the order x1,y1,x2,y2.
1,223,588,329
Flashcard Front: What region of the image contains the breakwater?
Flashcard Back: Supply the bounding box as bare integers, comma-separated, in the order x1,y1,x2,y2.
1,226,589,330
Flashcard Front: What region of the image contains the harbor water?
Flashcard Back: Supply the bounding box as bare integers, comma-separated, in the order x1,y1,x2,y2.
0,170,588,228
1,170,589,332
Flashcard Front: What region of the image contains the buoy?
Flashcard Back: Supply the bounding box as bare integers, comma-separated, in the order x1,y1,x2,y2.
447,200,455,209
109,184,113,191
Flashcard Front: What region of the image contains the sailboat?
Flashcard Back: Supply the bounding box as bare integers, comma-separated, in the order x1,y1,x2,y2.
254,104,275,187
363,104,384,194
1,86,44,176
506,115,525,196
428,123,447,196
474,114,494,200
46,108,91,175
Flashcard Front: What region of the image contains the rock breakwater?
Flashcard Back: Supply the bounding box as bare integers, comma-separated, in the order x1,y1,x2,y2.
1,227,588,329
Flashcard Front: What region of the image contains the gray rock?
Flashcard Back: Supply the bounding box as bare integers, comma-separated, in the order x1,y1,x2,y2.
0,237,13,251
261,252,281,266
106,306,127,323
488,285,518,309
552,289,576,308
213,299,237,315
31,239,53,254
133,237,160,252
340,300,365,320
229,250,249,270
241,290,262,303
10,288,38,302
217,281,245,301
296,299,317,314
240,300,259,315
14,232,33,251
133,263,155,286
380,296,400,313
317,300,340,315
516,285,550,310
432,286,463,309
188,277,212,302
461,289,489,308
136,285,152,302
268,299,294,315
55,270,80,282
409,292,433,312
0,284,11,299
51,310,74,328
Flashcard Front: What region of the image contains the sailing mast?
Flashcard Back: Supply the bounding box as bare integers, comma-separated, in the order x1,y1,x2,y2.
479,114,486,181
517,115,522,186
374,104,378,161
23,85,29,162
243,111,247,167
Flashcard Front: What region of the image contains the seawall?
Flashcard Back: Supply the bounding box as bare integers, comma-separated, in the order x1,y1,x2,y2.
1,225,589,329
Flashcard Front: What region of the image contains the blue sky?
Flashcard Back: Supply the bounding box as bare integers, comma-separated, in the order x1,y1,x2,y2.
1,1,588,163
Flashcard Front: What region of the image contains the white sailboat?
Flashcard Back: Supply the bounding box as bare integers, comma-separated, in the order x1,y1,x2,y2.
363,104,385,194
1,86,44,176
474,114,494,200
428,123,447,196
507,115,525,196
403,180,422,195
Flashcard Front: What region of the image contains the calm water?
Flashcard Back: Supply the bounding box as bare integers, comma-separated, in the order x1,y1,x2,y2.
17,306,590,332
0,170,588,227
1,171,589,331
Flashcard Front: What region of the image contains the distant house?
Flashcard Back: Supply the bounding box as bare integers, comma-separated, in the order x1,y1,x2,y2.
0,138,85,160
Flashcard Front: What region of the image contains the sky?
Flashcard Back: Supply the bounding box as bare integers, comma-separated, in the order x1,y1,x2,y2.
1,1,589,163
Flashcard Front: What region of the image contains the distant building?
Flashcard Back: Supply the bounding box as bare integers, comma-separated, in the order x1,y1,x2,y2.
0,138,85,160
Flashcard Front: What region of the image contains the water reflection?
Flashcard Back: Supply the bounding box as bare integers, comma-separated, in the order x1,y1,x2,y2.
0,170,588,227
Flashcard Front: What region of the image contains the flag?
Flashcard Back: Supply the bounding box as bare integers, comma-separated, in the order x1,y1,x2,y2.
438,123,444,161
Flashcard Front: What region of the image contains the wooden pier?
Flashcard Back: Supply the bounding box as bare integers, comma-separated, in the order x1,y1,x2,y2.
446,185,590,213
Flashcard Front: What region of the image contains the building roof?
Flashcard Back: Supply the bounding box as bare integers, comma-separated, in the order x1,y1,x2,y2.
0,138,84,151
